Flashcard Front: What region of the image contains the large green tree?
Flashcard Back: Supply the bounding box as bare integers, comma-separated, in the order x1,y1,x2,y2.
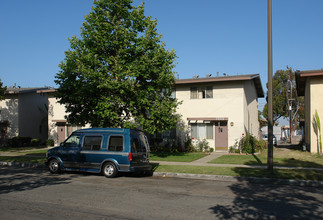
55,0,180,134
0,78,6,100
262,68,304,126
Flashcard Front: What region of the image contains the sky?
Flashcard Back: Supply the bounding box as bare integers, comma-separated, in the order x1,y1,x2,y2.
0,0,322,113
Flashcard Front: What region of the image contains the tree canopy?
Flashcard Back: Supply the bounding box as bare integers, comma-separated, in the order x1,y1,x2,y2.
55,0,180,134
0,78,6,100
262,68,304,126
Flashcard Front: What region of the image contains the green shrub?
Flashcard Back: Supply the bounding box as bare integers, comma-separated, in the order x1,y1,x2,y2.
229,146,240,153
7,136,32,147
184,138,196,152
197,139,210,152
46,139,55,147
239,133,266,154
31,139,41,147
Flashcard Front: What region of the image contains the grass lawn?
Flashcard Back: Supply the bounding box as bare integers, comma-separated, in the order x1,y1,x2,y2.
0,156,45,164
209,148,323,168
1,146,323,181
150,152,208,162
0,148,48,156
154,165,323,181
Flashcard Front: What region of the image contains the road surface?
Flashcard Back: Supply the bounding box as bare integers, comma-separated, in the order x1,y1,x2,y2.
0,167,322,219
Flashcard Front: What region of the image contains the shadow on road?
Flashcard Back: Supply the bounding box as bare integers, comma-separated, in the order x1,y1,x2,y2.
209,178,323,219
0,167,72,195
209,140,323,219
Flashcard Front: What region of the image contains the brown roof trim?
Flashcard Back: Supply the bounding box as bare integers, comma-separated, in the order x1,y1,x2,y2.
176,74,264,98
299,69,323,75
187,117,228,121
176,74,254,84
296,70,323,96
36,89,56,93
5,87,51,94
52,119,67,123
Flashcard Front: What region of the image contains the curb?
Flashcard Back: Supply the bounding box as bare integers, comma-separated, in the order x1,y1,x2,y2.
153,172,323,187
1,161,323,187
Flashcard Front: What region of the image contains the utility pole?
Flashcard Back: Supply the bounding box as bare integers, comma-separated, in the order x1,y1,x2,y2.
288,67,292,144
267,0,274,171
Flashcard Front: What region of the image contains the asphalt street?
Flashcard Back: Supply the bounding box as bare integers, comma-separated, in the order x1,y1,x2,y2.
0,166,322,219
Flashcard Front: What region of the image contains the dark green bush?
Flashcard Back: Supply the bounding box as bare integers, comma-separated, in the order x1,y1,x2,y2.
184,138,196,152
31,139,41,147
239,133,266,154
197,139,210,152
46,139,55,147
7,136,32,147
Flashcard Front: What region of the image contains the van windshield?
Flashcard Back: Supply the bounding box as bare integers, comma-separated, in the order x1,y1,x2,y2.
63,134,81,147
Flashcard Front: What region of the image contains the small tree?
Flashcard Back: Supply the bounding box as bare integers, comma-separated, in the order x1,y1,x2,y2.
55,0,180,134
262,68,304,125
314,110,322,155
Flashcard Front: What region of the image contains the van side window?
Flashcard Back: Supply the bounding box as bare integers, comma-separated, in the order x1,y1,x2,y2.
83,136,102,151
108,136,123,151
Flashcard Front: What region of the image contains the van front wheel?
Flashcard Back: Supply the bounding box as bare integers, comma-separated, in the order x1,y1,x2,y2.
102,162,118,178
48,159,60,174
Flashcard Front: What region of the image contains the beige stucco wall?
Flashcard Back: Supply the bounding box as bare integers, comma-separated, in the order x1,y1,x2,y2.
48,95,68,143
175,80,258,149
304,79,311,151
308,77,323,153
243,80,260,138
0,95,19,137
48,94,90,145
0,92,48,141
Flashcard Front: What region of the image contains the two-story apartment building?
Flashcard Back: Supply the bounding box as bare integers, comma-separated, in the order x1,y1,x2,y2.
0,87,49,145
1,73,264,151
175,74,264,150
296,69,323,154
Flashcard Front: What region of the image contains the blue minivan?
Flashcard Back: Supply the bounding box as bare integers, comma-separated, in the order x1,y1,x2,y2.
46,128,151,178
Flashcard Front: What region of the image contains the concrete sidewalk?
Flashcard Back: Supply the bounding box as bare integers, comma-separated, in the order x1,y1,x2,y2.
151,151,323,171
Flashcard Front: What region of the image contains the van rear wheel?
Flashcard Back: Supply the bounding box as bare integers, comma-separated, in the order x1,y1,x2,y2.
102,162,118,178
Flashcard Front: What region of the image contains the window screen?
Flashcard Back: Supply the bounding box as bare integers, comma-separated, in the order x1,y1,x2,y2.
191,123,214,139
190,87,198,99
206,86,213,98
83,136,102,151
108,136,123,151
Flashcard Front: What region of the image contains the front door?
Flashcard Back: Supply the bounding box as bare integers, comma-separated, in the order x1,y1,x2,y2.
215,121,228,151
57,123,66,145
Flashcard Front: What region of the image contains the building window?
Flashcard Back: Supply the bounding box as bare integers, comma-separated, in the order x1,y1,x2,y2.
190,87,198,99
191,123,213,139
190,86,213,99
66,124,82,137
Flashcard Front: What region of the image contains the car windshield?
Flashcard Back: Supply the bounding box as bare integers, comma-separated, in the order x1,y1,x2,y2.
63,134,81,147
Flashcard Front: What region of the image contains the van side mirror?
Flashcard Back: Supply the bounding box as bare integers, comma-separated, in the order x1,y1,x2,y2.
60,142,64,147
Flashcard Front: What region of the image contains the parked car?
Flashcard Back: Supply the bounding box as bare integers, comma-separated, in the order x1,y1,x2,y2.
262,134,277,146
46,128,152,178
